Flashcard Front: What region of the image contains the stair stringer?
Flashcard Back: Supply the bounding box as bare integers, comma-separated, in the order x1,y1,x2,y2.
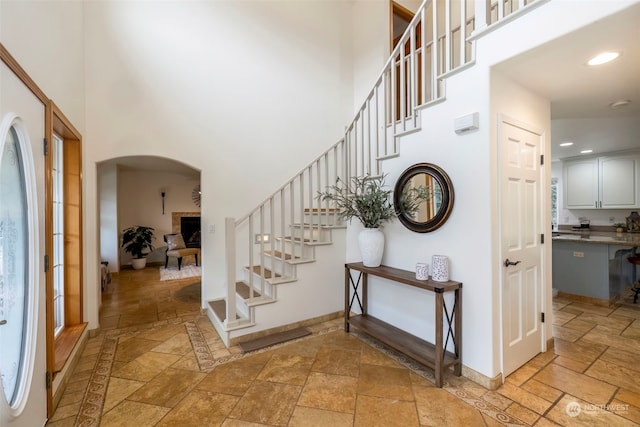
227,227,346,342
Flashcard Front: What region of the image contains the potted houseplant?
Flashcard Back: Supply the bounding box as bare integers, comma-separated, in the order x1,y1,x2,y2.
318,174,427,267
121,225,155,269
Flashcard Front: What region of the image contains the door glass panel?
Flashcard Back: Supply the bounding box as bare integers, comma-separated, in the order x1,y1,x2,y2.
0,125,29,405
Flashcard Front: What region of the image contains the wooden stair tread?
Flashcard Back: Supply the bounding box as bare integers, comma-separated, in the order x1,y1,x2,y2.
264,250,299,261
279,236,331,245
247,265,281,279
236,281,261,299
208,299,241,322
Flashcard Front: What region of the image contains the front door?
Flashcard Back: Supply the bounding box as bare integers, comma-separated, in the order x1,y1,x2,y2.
500,116,544,376
0,58,48,426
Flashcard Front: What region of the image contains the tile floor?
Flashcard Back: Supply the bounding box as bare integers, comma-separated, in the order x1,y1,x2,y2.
46,267,640,426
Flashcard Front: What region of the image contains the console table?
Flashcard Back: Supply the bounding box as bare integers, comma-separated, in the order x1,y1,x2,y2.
344,262,462,387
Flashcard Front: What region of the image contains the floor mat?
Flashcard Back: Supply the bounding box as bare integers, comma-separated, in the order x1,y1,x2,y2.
237,327,311,353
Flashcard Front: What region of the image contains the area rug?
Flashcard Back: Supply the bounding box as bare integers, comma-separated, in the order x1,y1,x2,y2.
159,264,201,281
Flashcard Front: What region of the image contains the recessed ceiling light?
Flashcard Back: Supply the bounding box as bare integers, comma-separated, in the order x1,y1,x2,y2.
559,142,574,147
587,51,620,66
610,99,631,109
580,149,593,154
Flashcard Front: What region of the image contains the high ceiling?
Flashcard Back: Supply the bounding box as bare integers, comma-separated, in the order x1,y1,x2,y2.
105,3,640,172
493,2,640,159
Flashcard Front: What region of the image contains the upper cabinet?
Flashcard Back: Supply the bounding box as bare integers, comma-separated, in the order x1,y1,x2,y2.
564,154,639,209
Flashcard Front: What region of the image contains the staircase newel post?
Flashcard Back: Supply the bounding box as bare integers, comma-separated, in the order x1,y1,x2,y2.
225,217,237,327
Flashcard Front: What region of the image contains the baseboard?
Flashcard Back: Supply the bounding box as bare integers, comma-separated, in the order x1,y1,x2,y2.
230,311,343,346
462,365,502,391
557,291,612,307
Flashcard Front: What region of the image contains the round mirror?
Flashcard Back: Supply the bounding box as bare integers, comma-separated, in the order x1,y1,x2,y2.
394,163,454,233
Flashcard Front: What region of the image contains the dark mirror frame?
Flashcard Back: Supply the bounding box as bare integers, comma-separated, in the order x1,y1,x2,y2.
393,163,454,233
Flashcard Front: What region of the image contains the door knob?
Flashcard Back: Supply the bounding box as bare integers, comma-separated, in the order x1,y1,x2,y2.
504,258,521,267
0,320,6,325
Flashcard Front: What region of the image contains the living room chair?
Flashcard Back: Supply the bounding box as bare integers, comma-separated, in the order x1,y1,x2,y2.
164,233,199,270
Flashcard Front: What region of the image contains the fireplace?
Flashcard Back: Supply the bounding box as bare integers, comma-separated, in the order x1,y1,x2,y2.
180,216,201,248
172,212,201,248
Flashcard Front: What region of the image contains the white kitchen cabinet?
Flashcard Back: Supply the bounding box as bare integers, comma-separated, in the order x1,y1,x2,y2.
564,154,639,209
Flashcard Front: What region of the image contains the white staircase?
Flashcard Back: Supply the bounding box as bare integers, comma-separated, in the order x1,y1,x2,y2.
207,0,542,346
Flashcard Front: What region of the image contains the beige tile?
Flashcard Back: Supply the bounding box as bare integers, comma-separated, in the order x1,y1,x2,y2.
533,416,562,426
103,376,145,412
229,380,301,425
552,310,577,325
561,318,598,333
156,390,239,426
600,346,640,374
297,372,357,413
357,363,414,401
552,325,586,342
47,401,82,423
150,331,192,355
257,353,315,386
546,394,638,427
616,388,640,408
412,385,486,427
126,367,206,407
111,351,181,382
585,359,640,395
521,379,563,403
114,337,162,362
288,406,354,427
581,326,640,353
101,400,170,427
505,402,540,425
359,344,403,368
310,345,360,377
505,364,541,386
197,353,270,396
534,363,617,405
354,394,419,427
552,355,591,373
553,336,607,364
481,390,513,410
610,399,640,424
497,381,553,415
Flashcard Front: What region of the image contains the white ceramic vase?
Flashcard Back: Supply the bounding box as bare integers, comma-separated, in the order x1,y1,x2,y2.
431,255,449,282
131,258,147,270
359,228,385,267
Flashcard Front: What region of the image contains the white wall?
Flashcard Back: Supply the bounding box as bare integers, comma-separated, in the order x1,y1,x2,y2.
0,1,85,132
116,167,200,267
82,0,358,327
98,162,118,272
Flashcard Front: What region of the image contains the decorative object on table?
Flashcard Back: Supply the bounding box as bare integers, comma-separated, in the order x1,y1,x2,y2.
614,223,626,233
393,163,455,233
121,225,155,269
626,211,640,233
318,174,428,267
415,262,429,280
431,254,449,282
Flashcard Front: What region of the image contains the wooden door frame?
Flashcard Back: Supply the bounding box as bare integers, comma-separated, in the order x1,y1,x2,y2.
390,1,415,52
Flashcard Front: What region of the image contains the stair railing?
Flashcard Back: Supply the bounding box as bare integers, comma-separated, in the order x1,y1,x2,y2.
222,0,539,328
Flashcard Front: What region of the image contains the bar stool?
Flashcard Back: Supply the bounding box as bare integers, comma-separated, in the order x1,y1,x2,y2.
626,255,640,303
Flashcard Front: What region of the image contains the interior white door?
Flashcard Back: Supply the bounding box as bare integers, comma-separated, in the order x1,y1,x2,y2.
500,117,543,377
0,61,47,426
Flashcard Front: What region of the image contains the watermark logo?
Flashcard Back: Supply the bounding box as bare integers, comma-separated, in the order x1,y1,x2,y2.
566,401,581,417
565,401,629,418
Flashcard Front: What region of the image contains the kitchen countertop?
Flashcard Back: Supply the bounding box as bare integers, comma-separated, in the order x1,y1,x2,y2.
552,231,640,246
